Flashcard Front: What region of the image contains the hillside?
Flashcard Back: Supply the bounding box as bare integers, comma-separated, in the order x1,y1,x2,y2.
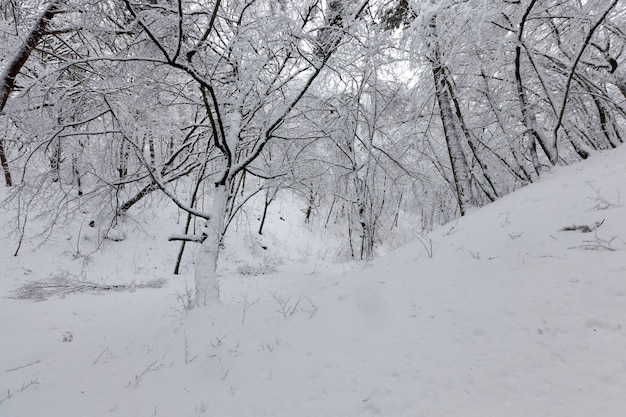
2,145,626,417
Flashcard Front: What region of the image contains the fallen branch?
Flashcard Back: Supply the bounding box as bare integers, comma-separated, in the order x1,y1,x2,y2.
5,359,41,372
0,379,39,405
12,274,166,300
568,244,615,251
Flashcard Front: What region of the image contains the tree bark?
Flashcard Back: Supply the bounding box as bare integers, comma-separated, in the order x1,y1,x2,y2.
427,16,474,215
0,140,11,187
431,59,474,215
515,0,558,168
194,183,227,306
258,188,276,235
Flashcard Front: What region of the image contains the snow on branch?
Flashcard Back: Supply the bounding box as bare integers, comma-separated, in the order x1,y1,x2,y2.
168,233,207,243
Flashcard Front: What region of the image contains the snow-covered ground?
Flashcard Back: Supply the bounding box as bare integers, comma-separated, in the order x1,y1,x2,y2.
2,145,626,417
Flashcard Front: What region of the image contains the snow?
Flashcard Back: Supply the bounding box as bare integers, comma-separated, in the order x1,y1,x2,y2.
2,146,626,416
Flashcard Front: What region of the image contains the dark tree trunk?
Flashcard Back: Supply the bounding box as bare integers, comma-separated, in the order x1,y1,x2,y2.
0,140,11,186
258,190,273,235
515,0,558,168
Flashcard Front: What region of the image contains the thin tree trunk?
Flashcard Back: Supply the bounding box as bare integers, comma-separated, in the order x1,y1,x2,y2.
562,125,590,159
72,151,82,196
615,74,626,101
392,192,402,229
118,141,129,179
515,0,558,168
50,138,61,182
304,190,316,223
148,137,156,165
551,0,619,154
174,157,210,275
0,140,11,186
324,196,336,228
594,97,621,149
479,71,534,183
347,212,355,259
258,188,274,235
357,199,373,260
448,80,498,201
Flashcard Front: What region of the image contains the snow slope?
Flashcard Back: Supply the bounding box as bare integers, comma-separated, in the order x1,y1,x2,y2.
1,146,626,417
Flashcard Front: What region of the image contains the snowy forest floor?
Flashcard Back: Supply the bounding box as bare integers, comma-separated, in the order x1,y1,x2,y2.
2,145,626,417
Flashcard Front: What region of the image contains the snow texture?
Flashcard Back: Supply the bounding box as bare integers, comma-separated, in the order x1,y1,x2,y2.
2,146,626,416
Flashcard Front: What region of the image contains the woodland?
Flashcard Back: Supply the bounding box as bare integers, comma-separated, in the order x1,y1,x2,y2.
2,0,625,306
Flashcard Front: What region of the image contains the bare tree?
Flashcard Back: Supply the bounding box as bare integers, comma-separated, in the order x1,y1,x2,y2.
113,0,368,305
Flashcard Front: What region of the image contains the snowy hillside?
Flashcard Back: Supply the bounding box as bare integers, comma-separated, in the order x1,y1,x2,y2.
2,145,626,417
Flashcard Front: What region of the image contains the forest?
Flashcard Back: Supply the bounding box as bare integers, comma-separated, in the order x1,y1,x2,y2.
2,0,625,307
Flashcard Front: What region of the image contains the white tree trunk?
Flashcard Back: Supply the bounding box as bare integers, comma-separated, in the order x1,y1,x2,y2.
194,184,227,306
432,63,474,215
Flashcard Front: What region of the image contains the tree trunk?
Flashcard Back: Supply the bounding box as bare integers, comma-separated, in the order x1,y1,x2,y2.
304,190,316,223
174,158,210,275
118,141,129,179
72,149,82,196
431,60,474,215
426,15,474,215
550,0,619,158
50,138,61,183
448,81,498,201
324,196,336,228
0,140,11,186
194,183,227,306
0,1,60,111
356,197,373,260
479,71,534,184
258,188,274,235
515,0,558,167
594,97,621,149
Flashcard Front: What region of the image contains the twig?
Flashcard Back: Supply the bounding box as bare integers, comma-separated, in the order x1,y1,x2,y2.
271,292,302,319
133,360,162,387
0,379,39,405
416,234,433,258
5,359,41,372
241,294,259,326
183,330,198,364
92,348,109,364
568,244,615,251
444,221,458,236
586,182,621,211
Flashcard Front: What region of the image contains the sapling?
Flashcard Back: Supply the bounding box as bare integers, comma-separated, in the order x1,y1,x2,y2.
271,292,302,319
